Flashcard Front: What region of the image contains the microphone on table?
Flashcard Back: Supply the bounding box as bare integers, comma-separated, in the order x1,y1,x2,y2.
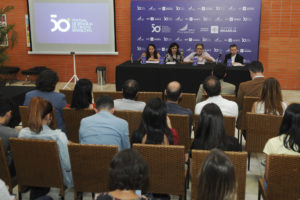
194,53,199,57
216,53,222,63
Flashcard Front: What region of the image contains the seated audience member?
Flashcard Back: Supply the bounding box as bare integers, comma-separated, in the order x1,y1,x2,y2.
223,44,244,66
183,43,215,64
194,76,238,119
252,77,287,115
164,42,183,63
19,97,73,199
236,61,264,128
197,149,236,200
70,78,93,109
114,79,146,111
140,44,161,61
196,63,236,103
96,149,149,200
191,103,241,151
0,178,16,200
131,98,178,145
79,95,130,150
24,70,67,132
263,103,300,156
0,98,18,176
165,81,193,130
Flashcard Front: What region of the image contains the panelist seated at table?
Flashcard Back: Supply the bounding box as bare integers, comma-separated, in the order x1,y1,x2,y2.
183,43,215,64
139,43,161,61
164,42,184,63
223,44,244,66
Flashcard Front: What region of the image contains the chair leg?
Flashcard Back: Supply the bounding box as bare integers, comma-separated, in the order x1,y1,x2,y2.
92,192,95,199
258,185,261,200
18,185,22,200
248,152,251,171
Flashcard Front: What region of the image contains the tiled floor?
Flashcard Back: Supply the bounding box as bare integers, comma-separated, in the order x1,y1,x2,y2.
8,81,300,200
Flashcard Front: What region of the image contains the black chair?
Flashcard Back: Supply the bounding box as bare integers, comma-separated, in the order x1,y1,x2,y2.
21,66,49,84
0,66,20,85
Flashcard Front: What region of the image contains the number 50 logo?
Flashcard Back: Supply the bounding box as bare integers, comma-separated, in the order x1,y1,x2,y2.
50,14,71,32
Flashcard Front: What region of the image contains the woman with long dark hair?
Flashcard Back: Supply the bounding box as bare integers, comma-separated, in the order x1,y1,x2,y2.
252,77,287,115
131,98,178,145
140,44,161,61
164,42,183,63
70,78,93,109
191,103,241,151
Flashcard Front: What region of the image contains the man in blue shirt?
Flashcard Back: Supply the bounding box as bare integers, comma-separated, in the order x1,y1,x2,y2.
79,95,130,150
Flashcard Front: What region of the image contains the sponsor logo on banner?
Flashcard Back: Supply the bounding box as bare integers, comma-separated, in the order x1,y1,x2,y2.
177,24,195,34
206,49,212,52
185,37,201,42
224,38,241,43
216,6,225,11
188,6,196,11
186,47,193,52
175,16,184,21
198,6,214,11
227,17,242,22
242,38,251,43
214,48,222,53
202,37,212,42
137,16,145,21
200,27,209,32
220,27,237,33
176,6,184,11
148,6,156,11
203,17,212,22
240,6,255,11
240,48,252,53
211,26,219,34
137,36,144,41
243,17,253,22
151,24,171,33
175,37,183,42
186,17,201,22
163,16,173,21
214,38,223,43
162,26,171,33
243,59,251,63
50,15,71,32
215,17,223,22
146,37,161,42
159,6,174,11
146,17,161,21
137,6,146,11
164,37,172,42
137,46,146,51
228,6,236,11
158,47,167,52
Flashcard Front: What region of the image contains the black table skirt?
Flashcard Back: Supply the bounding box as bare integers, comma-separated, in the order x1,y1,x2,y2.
116,61,251,93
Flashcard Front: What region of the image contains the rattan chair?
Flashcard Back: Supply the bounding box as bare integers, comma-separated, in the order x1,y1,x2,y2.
114,110,142,139
68,143,118,200
137,91,162,102
93,91,123,101
9,138,65,200
133,144,186,199
193,114,236,137
179,93,196,113
0,139,17,194
168,114,190,151
258,154,300,200
245,113,283,170
62,108,95,143
202,94,236,102
239,96,259,131
19,105,57,129
59,89,73,105
93,91,162,102
191,150,247,200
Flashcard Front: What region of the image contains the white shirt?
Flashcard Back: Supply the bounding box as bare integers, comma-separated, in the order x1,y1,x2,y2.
114,98,146,111
183,51,215,64
231,54,237,63
254,101,287,115
0,179,15,200
263,134,300,155
194,95,238,119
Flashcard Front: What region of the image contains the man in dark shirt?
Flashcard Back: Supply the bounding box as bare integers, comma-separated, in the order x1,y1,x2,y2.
165,81,193,131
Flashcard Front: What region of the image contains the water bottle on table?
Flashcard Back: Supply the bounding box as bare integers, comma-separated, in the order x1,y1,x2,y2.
227,59,232,67
193,57,198,66
141,56,146,64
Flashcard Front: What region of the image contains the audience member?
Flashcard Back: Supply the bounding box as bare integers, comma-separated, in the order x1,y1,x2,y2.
96,149,149,200
164,43,183,63
0,97,18,176
140,44,161,61
19,97,73,199
165,81,192,130
184,43,215,64
70,78,93,109
191,103,241,151
114,79,146,111
223,44,244,65
197,149,236,200
24,70,67,132
79,95,130,150
131,98,178,145
236,61,264,128
194,76,238,119
252,77,287,115
196,63,236,103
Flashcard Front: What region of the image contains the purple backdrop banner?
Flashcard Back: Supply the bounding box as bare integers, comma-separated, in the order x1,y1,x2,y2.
131,0,261,63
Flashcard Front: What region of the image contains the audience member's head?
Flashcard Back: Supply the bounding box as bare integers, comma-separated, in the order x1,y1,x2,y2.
71,78,93,109
195,43,204,55
260,77,284,115
197,149,236,200
95,95,114,113
132,98,173,145
279,103,300,153
146,44,158,59
36,70,59,92
28,97,53,133
109,149,149,191
167,43,180,56
248,61,264,78
122,79,140,100
0,97,13,125
230,44,238,56
203,76,221,97
212,63,227,80
194,103,226,150
165,81,182,102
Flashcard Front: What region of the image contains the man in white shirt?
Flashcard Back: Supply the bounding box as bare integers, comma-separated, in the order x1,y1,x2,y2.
194,76,238,119
184,43,215,64
114,79,146,111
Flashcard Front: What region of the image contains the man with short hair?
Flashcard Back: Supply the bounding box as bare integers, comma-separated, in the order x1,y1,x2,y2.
196,63,236,103
114,79,146,111
79,95,130,150
165,81,193,129
236,61,265,128
195,76,238,118
0,97,18,176
184,43,215,64
223,44,244,65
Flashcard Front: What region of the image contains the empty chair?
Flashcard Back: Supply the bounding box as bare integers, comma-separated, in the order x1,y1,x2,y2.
179,93,196,113
238,96,259,131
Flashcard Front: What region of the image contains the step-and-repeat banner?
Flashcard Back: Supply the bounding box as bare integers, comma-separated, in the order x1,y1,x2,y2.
131,0,261,63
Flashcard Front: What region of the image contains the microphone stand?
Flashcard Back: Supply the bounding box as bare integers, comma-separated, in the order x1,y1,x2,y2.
63,51,79,89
